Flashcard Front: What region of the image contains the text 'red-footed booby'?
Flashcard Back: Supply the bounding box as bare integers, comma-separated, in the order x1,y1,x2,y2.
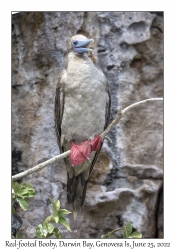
54,34,111,220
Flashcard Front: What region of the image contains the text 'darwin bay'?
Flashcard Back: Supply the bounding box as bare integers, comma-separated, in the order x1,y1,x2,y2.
5,240,171,249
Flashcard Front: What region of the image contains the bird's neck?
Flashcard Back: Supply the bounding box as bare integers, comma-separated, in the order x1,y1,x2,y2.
67,51,90,63
66,52,94,81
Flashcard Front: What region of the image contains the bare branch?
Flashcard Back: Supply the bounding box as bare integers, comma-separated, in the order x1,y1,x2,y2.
12,98,163,181
12,150,70,181
101,107,122,139
101,98,163,138
122,98,163,114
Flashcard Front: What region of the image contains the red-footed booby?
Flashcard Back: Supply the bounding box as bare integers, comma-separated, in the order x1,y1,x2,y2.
54,34,111,220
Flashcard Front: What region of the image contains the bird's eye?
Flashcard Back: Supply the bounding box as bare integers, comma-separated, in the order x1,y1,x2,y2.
72,41,78,46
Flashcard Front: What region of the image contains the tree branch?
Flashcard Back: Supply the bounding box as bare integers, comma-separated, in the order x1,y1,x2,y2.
12,151,70,181
122,98,163,114
12,98,163,181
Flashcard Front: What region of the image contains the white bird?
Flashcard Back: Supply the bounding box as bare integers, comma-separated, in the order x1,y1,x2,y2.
54,34,111,220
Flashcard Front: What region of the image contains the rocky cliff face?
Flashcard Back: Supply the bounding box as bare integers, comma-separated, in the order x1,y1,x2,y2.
12,12,163,238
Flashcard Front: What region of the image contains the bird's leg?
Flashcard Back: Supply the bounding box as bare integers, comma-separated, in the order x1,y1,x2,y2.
70,136,102,166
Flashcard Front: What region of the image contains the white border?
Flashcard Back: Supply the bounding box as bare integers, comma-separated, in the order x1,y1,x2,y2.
1,1,175,249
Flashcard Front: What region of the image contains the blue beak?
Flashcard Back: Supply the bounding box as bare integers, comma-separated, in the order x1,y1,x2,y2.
72,38,94,54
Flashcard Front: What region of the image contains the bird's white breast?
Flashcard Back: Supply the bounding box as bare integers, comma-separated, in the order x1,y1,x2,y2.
61,54,108,143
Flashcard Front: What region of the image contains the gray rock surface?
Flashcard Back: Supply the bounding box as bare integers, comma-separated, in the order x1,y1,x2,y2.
12,213,23,236
12,11,163,238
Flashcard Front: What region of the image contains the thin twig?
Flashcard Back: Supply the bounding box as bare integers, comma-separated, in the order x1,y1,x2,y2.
101,227,125,238
122,98,163,114
12,98,163,181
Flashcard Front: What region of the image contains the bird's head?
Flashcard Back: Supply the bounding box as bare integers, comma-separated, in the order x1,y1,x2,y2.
70,34,94,54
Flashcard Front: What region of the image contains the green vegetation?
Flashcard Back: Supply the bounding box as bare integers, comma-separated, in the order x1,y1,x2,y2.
101,221,142,239
12,182,71,238
12,181,142,239
36,197,71,238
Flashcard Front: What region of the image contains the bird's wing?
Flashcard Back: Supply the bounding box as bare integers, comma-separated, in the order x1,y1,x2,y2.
89,79,111,175
54,70,66,153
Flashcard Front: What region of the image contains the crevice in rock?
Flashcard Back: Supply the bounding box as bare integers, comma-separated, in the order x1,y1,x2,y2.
107,65,115,71
155,185,163,238
97,49,106,53
116,215,123,227
128,21,147,33
12,213,23,237
120,42,129,50
151,26,163,34
12,148,22,176
77,12,90,38
130,57,144,71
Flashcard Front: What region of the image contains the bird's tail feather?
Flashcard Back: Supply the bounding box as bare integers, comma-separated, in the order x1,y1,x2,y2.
67,173,88,220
